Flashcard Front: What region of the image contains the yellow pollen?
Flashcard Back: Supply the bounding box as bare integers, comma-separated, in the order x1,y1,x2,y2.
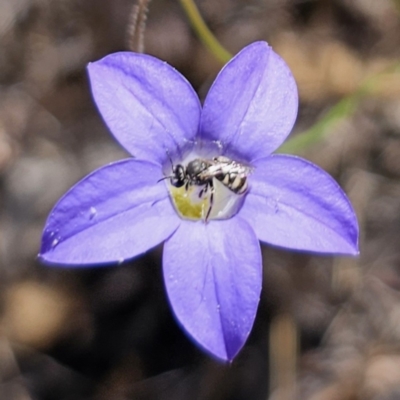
169,185,209,220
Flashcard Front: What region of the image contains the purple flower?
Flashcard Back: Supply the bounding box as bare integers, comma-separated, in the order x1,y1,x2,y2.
39,42,358,362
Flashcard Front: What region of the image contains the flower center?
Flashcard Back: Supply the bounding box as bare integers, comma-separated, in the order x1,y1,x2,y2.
164,155,251,222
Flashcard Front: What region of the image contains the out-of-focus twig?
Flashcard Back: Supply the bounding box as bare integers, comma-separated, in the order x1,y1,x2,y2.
269,313,298,400
126,0,152,53
179,0,232,64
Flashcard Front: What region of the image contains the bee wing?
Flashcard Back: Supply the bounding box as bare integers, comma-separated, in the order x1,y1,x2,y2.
197,163,222,179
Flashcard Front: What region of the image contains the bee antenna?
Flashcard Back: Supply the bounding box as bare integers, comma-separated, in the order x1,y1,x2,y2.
157,175,173,183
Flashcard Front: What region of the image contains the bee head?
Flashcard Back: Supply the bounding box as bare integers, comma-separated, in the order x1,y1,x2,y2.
170,164,186,188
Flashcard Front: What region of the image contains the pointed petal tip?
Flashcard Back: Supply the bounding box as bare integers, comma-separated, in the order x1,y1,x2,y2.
208,350,237,364
339,215,359,257
244,40,270,52
187,332,241,363
333,218,359,257
86,59,98,74
347,242,360,257
37,251,60,267
331,244,359,257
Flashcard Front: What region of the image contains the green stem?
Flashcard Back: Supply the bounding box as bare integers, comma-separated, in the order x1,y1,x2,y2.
179,0,232,64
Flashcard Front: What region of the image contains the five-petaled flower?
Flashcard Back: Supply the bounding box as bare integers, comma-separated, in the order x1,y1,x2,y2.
39,42,359,362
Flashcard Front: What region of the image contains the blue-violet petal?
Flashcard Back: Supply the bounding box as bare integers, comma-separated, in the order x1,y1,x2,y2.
200,41,298,162
239,155,359,255
40,159,180,265
88,52,201,165
163,217,262,361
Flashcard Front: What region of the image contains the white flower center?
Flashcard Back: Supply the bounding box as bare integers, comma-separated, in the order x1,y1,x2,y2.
164,152,251,222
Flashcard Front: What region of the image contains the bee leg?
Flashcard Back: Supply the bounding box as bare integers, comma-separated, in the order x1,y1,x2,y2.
205,181,215,222
198,183,208,199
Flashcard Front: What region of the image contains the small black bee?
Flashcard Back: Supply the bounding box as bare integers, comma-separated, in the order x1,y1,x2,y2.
161,156,251,220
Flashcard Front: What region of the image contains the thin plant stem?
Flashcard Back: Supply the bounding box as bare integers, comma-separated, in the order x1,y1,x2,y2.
126,0,152,52
179,0,232,64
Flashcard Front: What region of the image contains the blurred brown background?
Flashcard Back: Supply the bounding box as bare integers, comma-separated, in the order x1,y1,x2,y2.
1,0,400,399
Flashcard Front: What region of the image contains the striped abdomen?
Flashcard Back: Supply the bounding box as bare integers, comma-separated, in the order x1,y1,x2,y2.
218,172,248,194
